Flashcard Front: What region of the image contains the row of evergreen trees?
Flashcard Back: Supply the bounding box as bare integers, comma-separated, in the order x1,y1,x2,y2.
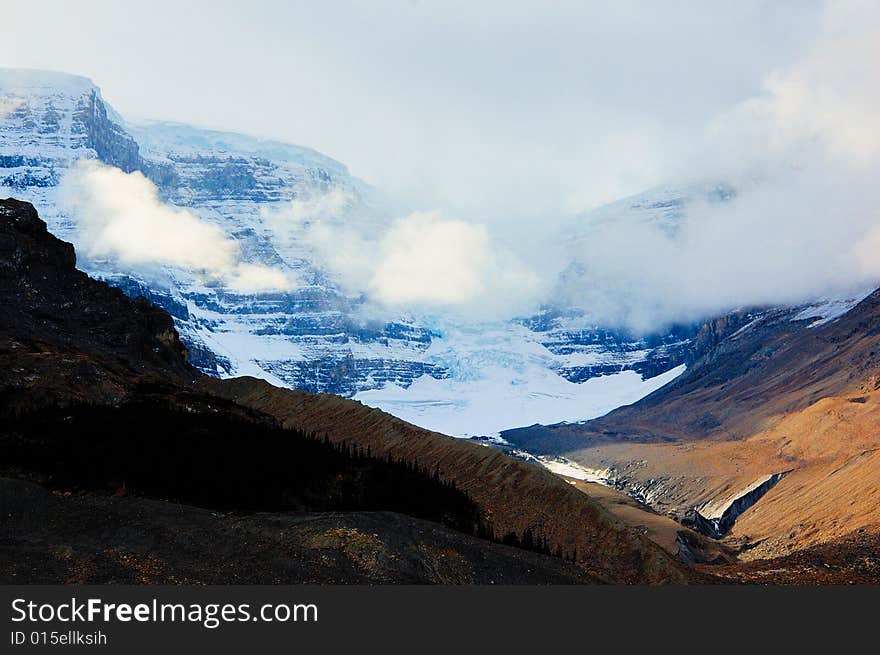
1,397,579,565
313,433,578,562
0,397,481,532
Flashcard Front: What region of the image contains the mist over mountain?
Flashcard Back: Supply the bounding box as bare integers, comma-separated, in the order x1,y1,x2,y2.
1,3,878,437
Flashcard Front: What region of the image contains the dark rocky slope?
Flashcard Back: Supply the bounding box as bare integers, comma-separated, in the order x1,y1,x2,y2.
0,477,595,585
0,198,191,412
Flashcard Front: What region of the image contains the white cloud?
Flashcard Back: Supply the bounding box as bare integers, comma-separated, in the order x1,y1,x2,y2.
58,160,293,292
564,168,880,332
702,0,880,177
369,210,540,316
758,0,880,165
225,263,292,293
264,196,541,319
370,212,489,305
269,188,353,229
559,0,880,331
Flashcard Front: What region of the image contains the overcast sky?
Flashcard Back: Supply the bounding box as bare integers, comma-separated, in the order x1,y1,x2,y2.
4,0,825,221
9,1,880,329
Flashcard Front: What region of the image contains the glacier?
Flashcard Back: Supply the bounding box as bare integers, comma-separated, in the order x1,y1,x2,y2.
2,68,859,438
356,363,686,438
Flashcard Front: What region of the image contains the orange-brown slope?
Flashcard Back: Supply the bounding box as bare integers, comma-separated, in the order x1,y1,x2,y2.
552,392,880,560
504,292,880,562
723,393,880,558
203,377,695,584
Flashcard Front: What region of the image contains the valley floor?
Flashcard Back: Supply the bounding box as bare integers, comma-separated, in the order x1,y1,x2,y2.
549,470,880,584
533,391,880,566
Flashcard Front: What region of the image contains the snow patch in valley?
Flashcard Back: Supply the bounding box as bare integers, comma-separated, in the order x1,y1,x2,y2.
355,363,685,438
535,456,614,483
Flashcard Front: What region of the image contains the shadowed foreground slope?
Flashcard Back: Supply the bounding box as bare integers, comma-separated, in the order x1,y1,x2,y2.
204,377,692,583
0,199,689,584
1,477,596,584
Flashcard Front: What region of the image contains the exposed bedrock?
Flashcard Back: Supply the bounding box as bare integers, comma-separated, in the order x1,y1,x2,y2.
686,473,788,539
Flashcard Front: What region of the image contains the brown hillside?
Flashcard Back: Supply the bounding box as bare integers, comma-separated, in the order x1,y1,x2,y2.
202,377,694,583
503,292,880,561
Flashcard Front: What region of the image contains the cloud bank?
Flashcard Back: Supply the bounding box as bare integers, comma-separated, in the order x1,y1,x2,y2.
258,0,880,332
58,160,292,292
4,1,826,221
559,0,880,332
17,1,880,333
264,196,542,319
263,0,880,332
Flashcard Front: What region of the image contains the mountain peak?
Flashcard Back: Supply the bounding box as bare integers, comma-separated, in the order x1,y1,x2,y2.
0,67,99,98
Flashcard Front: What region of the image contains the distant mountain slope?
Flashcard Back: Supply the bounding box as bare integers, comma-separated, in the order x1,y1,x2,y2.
505,291,880,450
0,198,692,584
503,289,880,560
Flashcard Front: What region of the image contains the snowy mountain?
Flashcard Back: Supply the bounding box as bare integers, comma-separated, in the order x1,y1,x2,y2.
3,68,862,437
0,68,443,391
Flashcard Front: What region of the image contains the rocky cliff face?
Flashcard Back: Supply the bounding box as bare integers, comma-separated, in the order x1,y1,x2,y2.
0,200,188,361
525,311,696,382
81,89,141,173
0,198,192,411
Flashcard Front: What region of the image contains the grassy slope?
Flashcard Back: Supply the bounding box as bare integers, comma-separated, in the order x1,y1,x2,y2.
203,377,695,584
